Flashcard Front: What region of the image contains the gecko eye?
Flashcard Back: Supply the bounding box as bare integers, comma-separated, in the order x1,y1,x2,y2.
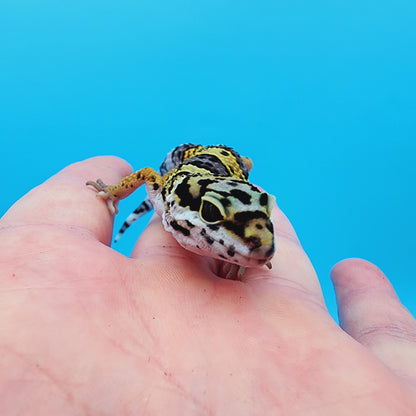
200,197,225,224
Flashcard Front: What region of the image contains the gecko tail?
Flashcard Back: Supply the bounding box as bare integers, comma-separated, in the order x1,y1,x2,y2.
114,198,154,242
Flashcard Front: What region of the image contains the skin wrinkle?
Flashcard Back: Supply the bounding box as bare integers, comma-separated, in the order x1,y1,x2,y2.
275,228,302,246
0,345,90,415
357,323,416,344
74,284,148,360
337,285,400,307
119,286,216,415
305,388,386,416
110,266,215,413
277,281,328,312
338,289,416,339
133,244,194,263
289,338,411,416
154,282,274,413
151,378,212,416
2,191,115,245
270,258,324,303
80,271,169,366
0,223,99,248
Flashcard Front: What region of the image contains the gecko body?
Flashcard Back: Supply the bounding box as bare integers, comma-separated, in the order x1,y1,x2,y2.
87,144,275,279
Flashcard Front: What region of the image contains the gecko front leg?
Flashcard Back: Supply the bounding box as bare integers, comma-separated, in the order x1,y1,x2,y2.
86,167,163,215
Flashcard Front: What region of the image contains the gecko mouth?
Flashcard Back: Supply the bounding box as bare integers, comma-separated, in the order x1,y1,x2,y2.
216,255,273,280
217,248,274,269
229,240,275,267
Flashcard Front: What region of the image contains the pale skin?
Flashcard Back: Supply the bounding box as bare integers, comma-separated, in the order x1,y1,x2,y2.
0,157,416,415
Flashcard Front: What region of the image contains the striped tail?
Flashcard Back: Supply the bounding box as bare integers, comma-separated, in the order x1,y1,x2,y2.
114,198,154,242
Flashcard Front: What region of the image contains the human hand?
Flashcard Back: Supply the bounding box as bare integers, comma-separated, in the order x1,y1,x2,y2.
1,157,415,415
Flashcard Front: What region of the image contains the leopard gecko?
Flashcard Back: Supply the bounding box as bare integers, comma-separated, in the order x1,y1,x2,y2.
86,144,275,280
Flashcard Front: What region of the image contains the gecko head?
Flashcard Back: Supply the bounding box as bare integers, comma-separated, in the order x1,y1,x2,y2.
163,176,276,268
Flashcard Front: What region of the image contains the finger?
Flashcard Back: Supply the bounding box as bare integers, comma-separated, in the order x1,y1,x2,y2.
253,204,324,303
130,214,184,259
0,156,132,245
331,258,416,379
130,214,204,266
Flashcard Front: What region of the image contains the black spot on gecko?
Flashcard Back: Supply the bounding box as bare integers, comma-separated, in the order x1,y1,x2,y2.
175,178,200,211
221,197,231,207
250,184,260,192
197,178,216,188
266,220,274,233
222,221,245,238
186,220,195,228
219,239,224,245
230,189,251,204
170,220,190,236
259,193,269,206
234,211,268,223
153,183,160,190
227,246,235,257
208,223,220,231
200,227,215,244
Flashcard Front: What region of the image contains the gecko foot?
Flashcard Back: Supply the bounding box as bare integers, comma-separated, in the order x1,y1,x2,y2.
86,179,119,215
219,262,246,280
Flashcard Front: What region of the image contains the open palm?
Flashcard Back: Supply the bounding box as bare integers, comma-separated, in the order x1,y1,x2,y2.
1,157,415,415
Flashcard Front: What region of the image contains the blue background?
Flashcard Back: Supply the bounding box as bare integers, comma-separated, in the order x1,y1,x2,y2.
1,1,415,320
